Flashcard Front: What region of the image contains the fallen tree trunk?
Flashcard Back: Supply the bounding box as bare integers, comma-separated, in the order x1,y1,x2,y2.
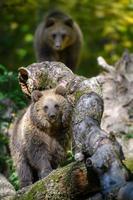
1,161,133,200
97,51,133,164
13,162,101,200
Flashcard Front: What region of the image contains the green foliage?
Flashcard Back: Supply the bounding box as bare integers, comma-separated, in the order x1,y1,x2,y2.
8,167,19,190
60,151,75,167
0,133,9,172
0,65,27,189
0,133,19,190
0,0,133,76
125,133,133,139
0,64,27,108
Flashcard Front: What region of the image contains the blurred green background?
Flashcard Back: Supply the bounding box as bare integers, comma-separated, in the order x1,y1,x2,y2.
0,0,133,77
0,0,133,189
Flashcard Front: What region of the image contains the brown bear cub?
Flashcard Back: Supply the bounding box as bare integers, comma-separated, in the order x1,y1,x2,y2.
34,10,83,71
10,85,71,188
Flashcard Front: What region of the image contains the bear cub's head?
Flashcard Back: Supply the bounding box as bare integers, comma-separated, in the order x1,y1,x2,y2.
31,85,67,128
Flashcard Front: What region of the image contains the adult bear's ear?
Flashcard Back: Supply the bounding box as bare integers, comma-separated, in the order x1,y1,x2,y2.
45,17,55,27
31,90,42,102
64,18,73,27
55,84,67,96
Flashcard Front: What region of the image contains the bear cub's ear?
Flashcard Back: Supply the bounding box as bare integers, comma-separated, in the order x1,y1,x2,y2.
55,84,67,96
31,90,43,102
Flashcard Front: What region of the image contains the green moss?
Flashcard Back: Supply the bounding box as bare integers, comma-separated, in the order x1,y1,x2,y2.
75,91,83,101
125,133,133,139
124,159,133,172
14,163,76,200
14,181,46,200
74,89,89,102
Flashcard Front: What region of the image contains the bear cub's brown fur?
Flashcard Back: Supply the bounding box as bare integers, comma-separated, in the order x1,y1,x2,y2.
10,85,71,188
34,10,83,71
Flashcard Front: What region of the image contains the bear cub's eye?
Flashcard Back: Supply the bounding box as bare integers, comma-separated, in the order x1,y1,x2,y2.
52,33,56,39
55,104,59,109
44,105,48,112
62,33,66,39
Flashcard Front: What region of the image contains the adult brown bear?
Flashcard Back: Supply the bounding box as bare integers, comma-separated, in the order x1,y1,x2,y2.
34,10,83,71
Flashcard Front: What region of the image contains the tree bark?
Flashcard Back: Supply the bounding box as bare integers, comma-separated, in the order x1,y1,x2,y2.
0,173,16,200
13,162,101,200
97,51,133,163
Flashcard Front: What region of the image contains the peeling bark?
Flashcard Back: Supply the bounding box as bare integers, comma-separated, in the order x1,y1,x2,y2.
97,51,133,161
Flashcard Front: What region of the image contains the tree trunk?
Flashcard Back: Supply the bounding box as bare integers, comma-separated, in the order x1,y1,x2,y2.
97,51,133,165
13,162,101,200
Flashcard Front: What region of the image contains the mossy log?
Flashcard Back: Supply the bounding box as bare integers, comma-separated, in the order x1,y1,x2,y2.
13,162,101,200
